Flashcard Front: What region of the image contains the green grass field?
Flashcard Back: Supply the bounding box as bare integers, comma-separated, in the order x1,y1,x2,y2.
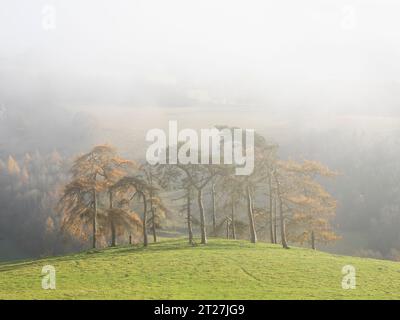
0,238,399,300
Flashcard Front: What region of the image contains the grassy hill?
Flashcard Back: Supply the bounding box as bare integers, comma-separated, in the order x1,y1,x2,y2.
0,238,399,300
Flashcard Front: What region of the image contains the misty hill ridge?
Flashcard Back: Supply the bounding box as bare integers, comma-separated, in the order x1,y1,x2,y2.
1,238,399,299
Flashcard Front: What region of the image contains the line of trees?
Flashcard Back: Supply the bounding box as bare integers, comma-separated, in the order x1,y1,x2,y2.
58,128,339,250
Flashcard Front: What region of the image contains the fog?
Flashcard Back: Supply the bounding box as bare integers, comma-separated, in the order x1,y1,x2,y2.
2,0,400,115
1,0,400,259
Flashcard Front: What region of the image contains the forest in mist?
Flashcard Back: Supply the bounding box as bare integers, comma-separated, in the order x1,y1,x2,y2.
1,1,400,261
0,104,399,261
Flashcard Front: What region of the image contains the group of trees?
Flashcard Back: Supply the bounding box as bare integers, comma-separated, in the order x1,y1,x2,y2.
157,128,339,249
59,128,339,251
58,146,166,248
0,150,78,258
4,124,400,260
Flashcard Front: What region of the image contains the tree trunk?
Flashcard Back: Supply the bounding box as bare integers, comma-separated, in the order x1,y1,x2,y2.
278,196,288,248
276,192,289,249
211,183,217,236
151,207,157,243
149,181,157,243
273,196,278,244
187,191,194,244
273,173,289,249
231,197,236,240
268,174,275,243
92,188,97,249
246,185,257,243
311,230,316,250
129,234,132,245
197,188,207,244
142,193,148,247
226,219,230,239
109,191,116,247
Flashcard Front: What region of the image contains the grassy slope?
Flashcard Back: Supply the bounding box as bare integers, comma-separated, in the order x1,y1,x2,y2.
0,238,399,300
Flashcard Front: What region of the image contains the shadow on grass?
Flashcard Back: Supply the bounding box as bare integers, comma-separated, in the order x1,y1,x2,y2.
104,238,284,256
0,238,283,272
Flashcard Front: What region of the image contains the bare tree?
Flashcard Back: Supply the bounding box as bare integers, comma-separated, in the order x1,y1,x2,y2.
112,176,154,247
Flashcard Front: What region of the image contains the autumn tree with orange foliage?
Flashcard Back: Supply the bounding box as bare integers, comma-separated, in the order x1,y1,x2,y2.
284,160,340,249
58,145,139,248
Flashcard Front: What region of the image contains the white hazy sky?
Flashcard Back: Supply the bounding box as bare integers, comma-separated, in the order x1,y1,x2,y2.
1,0,400,119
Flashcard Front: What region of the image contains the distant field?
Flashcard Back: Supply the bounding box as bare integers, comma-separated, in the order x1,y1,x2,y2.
0,238,399,300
